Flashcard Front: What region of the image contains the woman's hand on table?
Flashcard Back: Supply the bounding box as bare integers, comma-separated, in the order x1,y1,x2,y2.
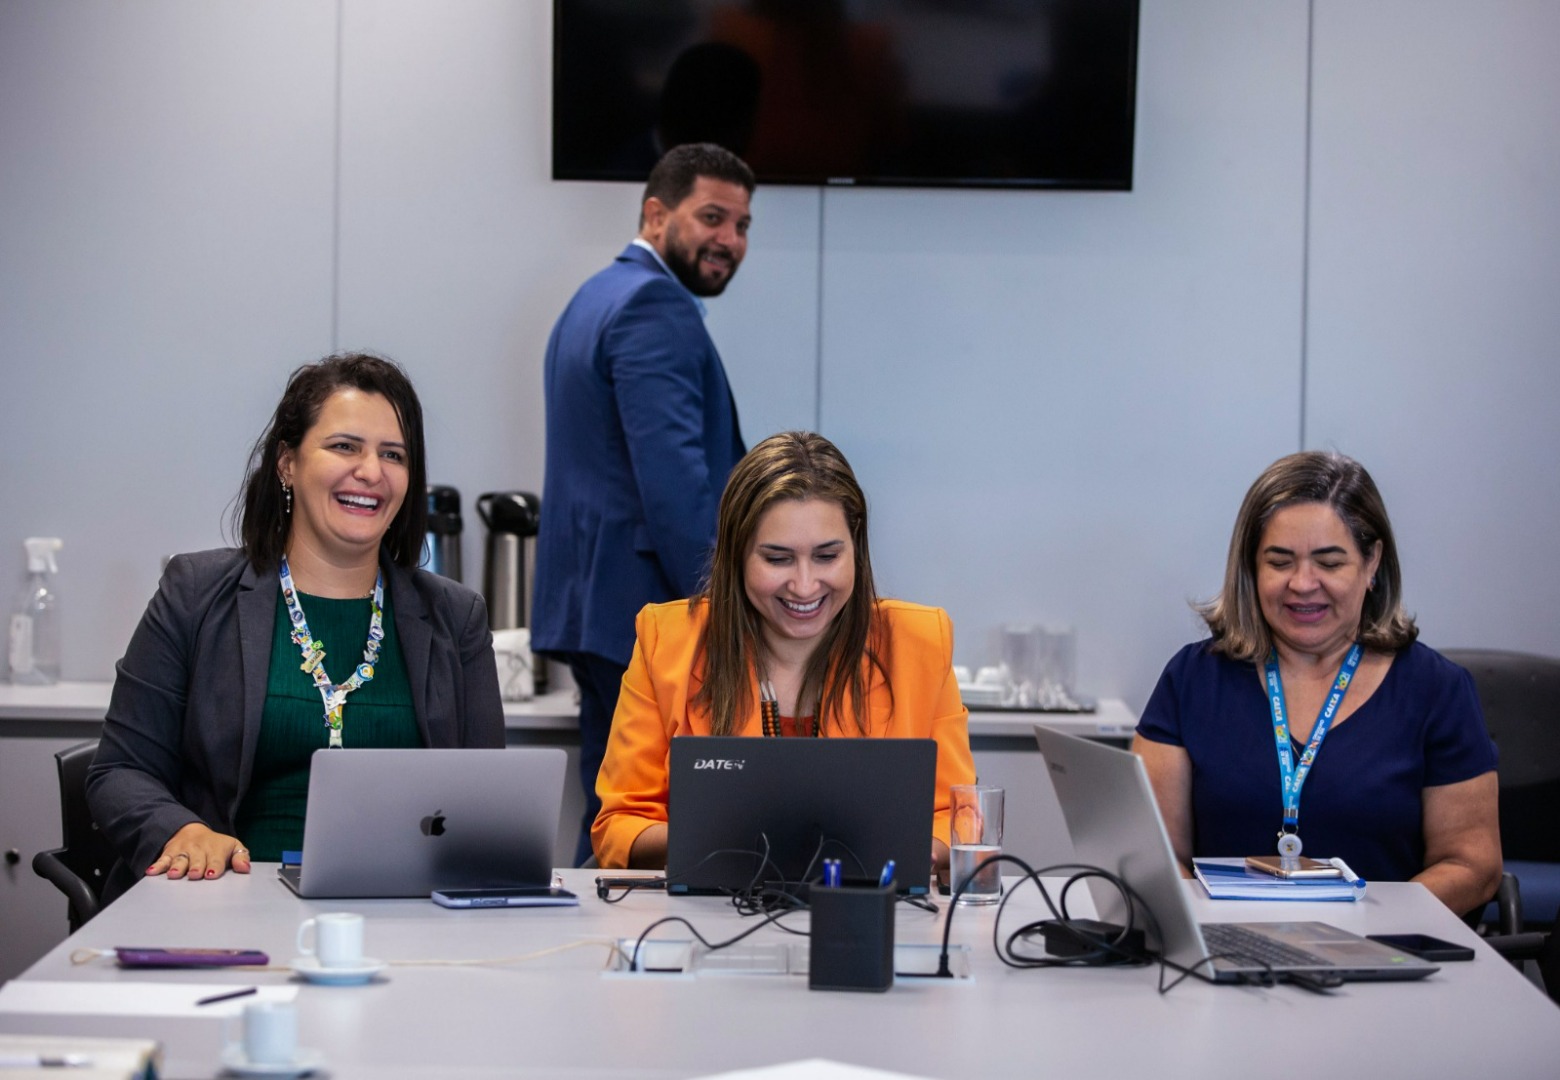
147,822,252,880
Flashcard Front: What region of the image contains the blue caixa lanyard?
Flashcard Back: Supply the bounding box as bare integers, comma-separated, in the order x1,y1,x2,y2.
1263,642,1363,859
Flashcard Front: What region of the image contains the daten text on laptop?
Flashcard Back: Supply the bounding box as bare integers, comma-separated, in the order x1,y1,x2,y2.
666,736,937,895
1031,725,1437,983
280,748,565,899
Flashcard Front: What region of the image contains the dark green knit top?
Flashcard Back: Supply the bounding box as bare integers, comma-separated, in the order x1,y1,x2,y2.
234,588,419,860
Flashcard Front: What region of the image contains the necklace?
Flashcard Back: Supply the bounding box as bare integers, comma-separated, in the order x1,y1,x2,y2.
759,677,817,738
278,555,385,748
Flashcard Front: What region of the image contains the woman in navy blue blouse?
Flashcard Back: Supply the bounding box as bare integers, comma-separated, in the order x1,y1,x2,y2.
1134,451,1500,915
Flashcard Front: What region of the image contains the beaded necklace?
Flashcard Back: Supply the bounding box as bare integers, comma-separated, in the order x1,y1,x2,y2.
278,554,385,749
759,678,818,738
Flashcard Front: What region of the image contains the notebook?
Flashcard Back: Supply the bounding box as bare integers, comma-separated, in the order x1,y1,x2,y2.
1031,725,1438,982
665,736,937,895
279,748,565,898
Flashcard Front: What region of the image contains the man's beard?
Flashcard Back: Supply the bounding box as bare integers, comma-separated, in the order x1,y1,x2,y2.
663,235,738,297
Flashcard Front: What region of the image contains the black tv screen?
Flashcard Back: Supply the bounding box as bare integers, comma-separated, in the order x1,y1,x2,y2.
554,0,1140,190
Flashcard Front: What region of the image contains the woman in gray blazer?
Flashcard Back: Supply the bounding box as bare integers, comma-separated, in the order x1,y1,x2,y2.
87,354,504,900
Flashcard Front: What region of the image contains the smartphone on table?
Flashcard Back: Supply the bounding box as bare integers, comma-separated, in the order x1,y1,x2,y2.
1244,855,1343,879
1365,933,1476,962
430,886,579,908
116,947,269,968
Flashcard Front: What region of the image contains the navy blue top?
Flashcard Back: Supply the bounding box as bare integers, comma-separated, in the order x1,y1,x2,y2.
1136,640,1497,883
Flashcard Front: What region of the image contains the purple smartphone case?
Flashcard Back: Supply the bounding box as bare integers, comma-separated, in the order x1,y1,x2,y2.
115,947,269,968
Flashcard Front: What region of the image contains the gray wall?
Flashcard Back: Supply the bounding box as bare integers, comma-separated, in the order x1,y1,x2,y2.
2,0,1556,713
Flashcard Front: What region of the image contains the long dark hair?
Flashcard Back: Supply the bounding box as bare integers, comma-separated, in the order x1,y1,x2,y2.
694,431,889,736
1199,450,1417,661
234,353,428,570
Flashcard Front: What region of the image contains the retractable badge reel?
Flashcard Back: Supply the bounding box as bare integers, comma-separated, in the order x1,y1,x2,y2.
1276,830,1304,869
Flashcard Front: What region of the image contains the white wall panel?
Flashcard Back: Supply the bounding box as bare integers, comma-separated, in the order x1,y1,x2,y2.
0,0,336,677
817,1,1310,708
1307,0,1560,655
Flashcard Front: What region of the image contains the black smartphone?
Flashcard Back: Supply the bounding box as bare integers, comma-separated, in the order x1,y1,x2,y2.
431,886,579,909
1365,933,1475,962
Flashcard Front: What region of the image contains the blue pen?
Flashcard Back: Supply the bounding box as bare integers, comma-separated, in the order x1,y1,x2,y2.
877,859,896,889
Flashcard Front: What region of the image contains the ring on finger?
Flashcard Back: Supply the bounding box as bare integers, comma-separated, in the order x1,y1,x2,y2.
172,853,190,861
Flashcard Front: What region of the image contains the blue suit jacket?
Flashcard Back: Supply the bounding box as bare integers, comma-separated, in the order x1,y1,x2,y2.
534,244,745,667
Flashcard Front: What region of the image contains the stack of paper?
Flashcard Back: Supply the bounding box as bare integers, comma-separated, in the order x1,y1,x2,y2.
0,1033,160,1079
1193,857,1367,902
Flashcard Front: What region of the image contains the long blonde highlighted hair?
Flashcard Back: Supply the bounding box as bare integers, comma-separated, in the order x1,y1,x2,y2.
693,432,889,736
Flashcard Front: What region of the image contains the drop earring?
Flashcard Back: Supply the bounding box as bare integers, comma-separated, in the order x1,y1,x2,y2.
282,481,293,515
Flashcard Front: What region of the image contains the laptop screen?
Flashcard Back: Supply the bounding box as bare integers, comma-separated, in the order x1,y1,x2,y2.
666,736,937,895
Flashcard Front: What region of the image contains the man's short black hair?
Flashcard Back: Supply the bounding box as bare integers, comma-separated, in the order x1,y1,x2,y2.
641,143,755,218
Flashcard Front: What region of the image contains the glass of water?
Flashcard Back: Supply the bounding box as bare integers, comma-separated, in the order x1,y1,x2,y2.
949,784,1004,904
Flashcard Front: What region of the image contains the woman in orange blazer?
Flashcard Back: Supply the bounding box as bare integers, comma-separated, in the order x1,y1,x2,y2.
592,431,975,872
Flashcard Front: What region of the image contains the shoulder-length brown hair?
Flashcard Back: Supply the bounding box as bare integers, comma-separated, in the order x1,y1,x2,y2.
694,431,889,736
1199,450,1417,662
233,353,428,571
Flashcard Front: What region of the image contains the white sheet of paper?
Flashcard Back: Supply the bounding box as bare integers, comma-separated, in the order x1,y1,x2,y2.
0,982,297,1018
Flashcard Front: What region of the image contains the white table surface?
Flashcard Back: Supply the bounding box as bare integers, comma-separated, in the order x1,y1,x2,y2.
0,681,1135,740
3,867,1557,1079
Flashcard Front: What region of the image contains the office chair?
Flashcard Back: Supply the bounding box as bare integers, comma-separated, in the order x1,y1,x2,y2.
1481,876,1560,1005
1442,649,1560,933
31,739,119,932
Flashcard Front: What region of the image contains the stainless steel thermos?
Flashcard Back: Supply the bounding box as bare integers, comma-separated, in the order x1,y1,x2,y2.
422,485,463,581
475,491,541,631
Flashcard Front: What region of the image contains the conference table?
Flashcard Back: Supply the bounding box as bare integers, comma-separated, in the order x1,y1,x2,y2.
2,867,1558,1079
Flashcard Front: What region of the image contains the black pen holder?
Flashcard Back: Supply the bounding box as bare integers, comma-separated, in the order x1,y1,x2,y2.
808,881,895,992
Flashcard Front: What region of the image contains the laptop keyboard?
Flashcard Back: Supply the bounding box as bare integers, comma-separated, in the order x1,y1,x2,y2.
1201,924,1331,969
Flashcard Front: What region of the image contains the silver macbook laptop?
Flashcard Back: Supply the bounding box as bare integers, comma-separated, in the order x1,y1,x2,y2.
1032,725,1438,983
279,748,565,899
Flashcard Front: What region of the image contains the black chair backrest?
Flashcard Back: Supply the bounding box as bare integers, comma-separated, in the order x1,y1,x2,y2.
1442,649,1560,863
48,739,120,927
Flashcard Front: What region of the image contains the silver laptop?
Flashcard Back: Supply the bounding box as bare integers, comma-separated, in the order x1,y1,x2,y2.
1032,725,1438,983
279,748,565,898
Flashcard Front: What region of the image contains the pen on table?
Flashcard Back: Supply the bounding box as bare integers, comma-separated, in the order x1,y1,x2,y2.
0,1053,93,1068
196,986,258,1007
1327,857,1362,885
877,859,896,889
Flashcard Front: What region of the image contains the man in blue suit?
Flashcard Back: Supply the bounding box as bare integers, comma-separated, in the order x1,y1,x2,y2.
535,143,754,863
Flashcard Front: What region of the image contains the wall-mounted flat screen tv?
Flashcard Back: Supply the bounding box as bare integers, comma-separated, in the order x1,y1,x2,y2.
554,0,1140,190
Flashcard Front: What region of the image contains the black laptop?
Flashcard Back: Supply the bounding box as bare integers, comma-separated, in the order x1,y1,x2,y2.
666,736,937,895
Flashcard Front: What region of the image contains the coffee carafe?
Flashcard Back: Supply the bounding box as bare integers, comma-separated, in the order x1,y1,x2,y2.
476,490,542,674
476,491,543,692
422,485,463,581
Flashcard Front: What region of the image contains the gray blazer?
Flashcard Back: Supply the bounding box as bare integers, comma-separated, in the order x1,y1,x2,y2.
86,548,505,898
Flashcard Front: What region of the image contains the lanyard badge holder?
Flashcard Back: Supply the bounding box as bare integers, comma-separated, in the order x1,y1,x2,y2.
1265,642,1362,867
279,556,385,749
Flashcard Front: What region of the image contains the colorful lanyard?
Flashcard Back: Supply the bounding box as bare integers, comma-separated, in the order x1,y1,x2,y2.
1263,642,1362,858
278,556,385,749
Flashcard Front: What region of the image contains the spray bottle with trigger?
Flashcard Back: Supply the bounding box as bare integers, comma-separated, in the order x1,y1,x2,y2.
9,537,63,684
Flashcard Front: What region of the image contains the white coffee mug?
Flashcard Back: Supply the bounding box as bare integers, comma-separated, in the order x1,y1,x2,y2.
297,911,365,968
229,999,298,1066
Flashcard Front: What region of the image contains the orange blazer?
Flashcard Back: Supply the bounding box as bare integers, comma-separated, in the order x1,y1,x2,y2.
592,598,976,868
